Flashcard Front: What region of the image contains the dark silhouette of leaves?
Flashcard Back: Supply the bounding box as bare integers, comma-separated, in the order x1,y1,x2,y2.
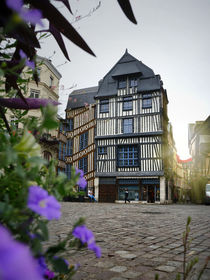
28,0,95,58
54,0,73,14
49,23,70,61
117,0,137,24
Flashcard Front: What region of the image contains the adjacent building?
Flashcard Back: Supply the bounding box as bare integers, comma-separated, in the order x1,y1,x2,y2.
188,116,210,179
9,55,62,161
64,87,97,193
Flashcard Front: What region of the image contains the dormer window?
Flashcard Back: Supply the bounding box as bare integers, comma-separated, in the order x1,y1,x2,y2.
118,77,126,89
129,78,138,87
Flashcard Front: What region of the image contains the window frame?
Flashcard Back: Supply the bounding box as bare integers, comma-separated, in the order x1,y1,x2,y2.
142,93,152,109
66,139,73,156
49,75,54,88
118,77,127,89
100,99,109,113
43,151,52,162
66,164,72,179
122,118,133,134
129,77,138,87
142,98,152,109
58,142,62,160
63,143,66,161
98,146,107,155
79,131,88,151
123,96,133,111
79,156,88,174
117,145,139,167
30,89,40,98
66,118,74,132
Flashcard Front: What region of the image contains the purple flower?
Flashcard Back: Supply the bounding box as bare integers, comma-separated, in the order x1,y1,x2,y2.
38,256,54,279
6,0,43,26
0,98,60,109
21,9,43,26
45,270,55,279
0,225,44,280
88,242,101,258
75,168,87,189
73,225,94,244
27,185,61,220
20,50,35,69
74,263,80,271
72,225,101,258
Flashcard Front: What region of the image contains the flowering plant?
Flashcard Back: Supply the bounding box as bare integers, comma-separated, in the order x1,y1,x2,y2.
0,0,136,278
0,115,101,279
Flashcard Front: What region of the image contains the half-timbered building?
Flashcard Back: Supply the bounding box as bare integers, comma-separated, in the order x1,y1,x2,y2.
64,87,97,194
94,50,171,203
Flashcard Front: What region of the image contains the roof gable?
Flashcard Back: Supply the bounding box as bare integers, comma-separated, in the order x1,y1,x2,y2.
96,50,160,98
66,86,98,110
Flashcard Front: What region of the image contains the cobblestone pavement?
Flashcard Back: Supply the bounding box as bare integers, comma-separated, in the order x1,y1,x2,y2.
47,203,210,280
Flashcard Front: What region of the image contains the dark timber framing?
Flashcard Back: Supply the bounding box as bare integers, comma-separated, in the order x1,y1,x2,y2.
94,50,170,203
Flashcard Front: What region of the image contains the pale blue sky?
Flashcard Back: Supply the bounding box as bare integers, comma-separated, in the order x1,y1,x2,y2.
38,0,210,158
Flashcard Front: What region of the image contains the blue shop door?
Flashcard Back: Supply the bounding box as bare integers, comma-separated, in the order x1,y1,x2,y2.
118,186,139,201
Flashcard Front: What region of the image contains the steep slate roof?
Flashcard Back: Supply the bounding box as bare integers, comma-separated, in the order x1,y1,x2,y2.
96,50,162,98
66,86,98,110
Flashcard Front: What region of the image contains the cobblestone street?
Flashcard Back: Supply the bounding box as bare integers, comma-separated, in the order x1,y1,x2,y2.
47,203,210,280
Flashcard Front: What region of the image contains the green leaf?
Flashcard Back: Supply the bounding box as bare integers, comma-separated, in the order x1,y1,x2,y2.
31,238,43,255
46,241,67,256
38,220,49,240
51,257,69,273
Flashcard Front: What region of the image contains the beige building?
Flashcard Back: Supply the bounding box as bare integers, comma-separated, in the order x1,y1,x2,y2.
7,55,62,161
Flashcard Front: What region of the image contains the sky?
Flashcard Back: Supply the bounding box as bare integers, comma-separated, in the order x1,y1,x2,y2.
37,0,210,159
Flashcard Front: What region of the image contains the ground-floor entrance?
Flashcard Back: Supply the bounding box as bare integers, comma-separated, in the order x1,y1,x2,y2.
117,179,160,203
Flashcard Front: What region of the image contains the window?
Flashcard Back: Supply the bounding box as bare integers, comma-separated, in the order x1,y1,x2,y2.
63,144,66,160
100,99,109,113
58,142,62,160
66,139,73,156
79,157,88,174
129,78,138,87
59,123,63,133
118,77,126,89
49,76,54,88
79,131,88,151
123,118,133,134
118,145,138,167
66,118,73,131
142,93,152,109
123,96,132,111
142,93,152,98
98,146,107,155
58,167,65,175
142,98,152,109
43,151,52,162
66,164,72,179
59,142,66,160
30,89,40,98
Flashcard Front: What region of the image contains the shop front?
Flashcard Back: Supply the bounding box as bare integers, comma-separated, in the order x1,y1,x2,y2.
117,178,160,203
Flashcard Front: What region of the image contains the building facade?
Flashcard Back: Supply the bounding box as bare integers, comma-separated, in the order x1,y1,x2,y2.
188,116,210,180
63,87,97,193
8,55,62,161
94,51,171,203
